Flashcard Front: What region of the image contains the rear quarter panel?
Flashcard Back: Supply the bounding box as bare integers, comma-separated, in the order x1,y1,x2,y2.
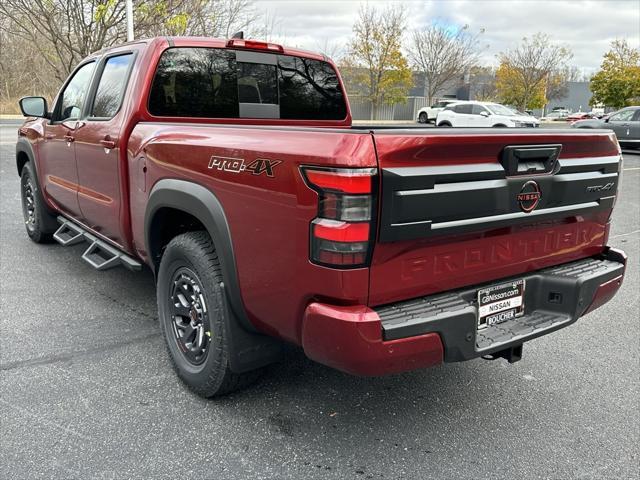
128,123,376,343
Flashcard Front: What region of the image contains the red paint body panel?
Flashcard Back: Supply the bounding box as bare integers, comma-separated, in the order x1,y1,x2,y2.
301,303,443,375
583,274,624,316
18,37,628,376
127,123,377,343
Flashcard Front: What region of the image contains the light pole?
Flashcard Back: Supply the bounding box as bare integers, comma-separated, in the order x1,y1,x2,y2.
126,0,134,41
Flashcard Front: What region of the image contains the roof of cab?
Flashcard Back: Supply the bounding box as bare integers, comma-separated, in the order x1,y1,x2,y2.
165,36,327,61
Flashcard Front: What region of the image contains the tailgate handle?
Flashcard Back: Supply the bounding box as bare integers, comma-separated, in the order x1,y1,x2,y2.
501,144,562,176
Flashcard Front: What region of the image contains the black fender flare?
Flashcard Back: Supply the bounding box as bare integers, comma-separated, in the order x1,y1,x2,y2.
144,178,281,372
16,137,59,230
16,137,36,176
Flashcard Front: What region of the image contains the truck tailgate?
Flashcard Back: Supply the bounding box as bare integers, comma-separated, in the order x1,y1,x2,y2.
369,129,621,306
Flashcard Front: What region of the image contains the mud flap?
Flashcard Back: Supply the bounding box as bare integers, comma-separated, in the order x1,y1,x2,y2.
219,283,282,373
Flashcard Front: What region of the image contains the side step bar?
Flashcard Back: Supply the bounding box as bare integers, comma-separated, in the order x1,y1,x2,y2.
53,216,142,271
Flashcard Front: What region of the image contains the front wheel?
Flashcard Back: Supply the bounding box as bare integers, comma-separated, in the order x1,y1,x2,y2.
157,231,263,397
418,112,428,124
20,162,56,243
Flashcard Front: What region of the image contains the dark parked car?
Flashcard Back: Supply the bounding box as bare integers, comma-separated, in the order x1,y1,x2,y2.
572,106,640,148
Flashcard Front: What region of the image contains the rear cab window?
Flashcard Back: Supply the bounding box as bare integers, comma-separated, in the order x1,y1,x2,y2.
148,47,347,121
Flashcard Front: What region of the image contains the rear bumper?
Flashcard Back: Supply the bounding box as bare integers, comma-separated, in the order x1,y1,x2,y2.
301,247,626,376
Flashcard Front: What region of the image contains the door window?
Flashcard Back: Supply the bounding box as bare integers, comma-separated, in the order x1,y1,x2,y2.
609,109,635,122
55,62,96,122
454,104,472,114
472,105,489,115
91,53,134,118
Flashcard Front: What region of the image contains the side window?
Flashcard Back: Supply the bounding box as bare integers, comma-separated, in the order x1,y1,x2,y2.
454,104,472,114
148,48,238,118
91,53,134,118
609,110,634,122
56,62,96,122
472,105,488,115
633,109,640,121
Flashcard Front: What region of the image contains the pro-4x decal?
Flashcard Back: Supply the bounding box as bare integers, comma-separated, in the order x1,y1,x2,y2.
208,156,281,178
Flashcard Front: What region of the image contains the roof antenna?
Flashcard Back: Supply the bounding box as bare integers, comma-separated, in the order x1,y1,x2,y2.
231,31,244,39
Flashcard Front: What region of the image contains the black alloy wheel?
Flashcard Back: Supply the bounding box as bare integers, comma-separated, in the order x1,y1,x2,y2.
168,267,211,366
21,174,36,232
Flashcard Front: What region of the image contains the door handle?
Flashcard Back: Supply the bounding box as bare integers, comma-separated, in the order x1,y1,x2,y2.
100,138,116,149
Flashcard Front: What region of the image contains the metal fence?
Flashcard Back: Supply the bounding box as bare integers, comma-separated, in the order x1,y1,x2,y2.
348,96,430,121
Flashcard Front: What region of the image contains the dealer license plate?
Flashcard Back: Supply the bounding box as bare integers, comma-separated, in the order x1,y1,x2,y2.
477,279,525,330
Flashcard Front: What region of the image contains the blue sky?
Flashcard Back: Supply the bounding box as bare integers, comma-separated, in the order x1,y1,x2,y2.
257,0,640,73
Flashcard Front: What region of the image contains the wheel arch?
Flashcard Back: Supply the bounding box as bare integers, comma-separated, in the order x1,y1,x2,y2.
144,178,282,372
145,179,244,320
16,137,35,176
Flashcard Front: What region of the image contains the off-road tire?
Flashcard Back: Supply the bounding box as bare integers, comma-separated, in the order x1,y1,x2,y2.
157,231,262,397
20,162,56,243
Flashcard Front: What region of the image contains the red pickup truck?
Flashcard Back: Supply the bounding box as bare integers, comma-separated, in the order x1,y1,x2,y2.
17,36,627,397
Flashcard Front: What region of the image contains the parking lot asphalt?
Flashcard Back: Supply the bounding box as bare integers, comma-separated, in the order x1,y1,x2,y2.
1,122,638,480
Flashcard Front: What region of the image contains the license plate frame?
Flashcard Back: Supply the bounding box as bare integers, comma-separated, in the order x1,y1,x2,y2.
477,279,525,330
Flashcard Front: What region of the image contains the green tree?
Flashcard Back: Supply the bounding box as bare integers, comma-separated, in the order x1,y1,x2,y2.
496,62,546,109
343,4,413,120
496,33,572,111
590,39,640,108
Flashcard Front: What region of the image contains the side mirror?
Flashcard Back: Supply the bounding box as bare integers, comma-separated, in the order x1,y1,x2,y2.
604,117,610,123
480,111,490,117
19,96,49,118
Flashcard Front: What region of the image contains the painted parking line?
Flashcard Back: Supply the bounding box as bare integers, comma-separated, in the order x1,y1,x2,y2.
623,167,640,171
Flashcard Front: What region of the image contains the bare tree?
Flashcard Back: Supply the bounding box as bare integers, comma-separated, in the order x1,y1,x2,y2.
185,0,268,38
315,39,344,62
469,66,497,101
408,24,486,105
0,0,276,81
0,0,277,112
343,3,413,120
497,33,573,111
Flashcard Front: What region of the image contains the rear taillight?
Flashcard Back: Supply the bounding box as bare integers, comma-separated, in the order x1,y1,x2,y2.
302,167,377,268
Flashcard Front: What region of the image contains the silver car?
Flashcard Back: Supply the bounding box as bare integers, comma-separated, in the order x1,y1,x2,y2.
571,106,640,148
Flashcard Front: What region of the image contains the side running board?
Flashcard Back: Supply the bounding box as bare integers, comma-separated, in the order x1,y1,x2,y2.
53,216,142,271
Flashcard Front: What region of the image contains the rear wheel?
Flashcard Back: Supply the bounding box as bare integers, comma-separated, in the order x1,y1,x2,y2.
20,162,56,243
157,231,262,397
492,124,507,128
418,112,428,124
438,122,451,127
